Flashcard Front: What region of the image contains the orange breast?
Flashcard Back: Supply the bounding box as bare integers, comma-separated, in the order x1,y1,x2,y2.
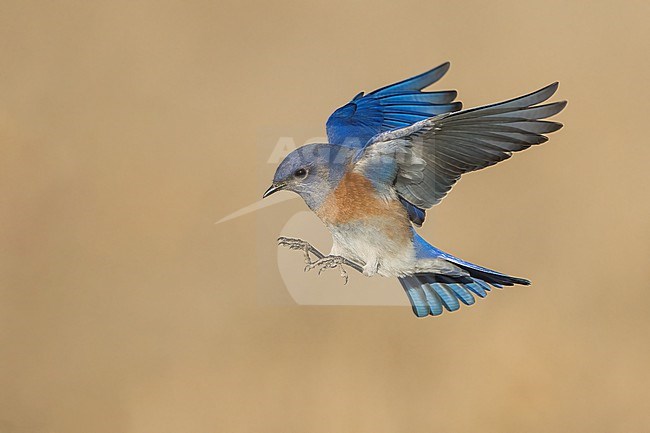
316,171,411,243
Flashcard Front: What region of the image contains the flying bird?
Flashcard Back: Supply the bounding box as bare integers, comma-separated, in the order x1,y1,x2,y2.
263,62,566,317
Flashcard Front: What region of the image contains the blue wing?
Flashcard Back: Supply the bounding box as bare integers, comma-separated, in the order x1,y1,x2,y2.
326,62,462,147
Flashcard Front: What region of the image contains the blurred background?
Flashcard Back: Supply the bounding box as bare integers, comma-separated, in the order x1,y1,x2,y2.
1,1,649,432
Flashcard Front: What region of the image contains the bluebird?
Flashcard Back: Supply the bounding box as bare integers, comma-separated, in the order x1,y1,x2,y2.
263,62,566,317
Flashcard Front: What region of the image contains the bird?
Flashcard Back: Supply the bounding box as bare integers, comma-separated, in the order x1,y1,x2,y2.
262,62,566,317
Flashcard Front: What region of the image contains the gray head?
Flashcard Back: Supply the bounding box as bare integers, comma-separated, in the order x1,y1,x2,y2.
263,143,356,210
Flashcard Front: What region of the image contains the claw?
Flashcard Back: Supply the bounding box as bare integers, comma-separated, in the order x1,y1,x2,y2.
277,236,364,282
340,266,349,285
278,236,320,265
305,255,350,284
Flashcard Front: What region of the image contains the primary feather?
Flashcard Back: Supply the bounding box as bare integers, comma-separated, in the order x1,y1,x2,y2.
359,82,567,208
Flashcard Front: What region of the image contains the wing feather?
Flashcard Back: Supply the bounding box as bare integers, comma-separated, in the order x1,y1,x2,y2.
326,63,462,146
355,83,566,209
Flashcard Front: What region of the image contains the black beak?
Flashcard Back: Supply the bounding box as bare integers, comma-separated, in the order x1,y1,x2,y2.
262,183,286,198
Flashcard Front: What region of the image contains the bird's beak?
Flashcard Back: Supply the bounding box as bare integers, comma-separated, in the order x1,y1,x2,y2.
262,182,286,198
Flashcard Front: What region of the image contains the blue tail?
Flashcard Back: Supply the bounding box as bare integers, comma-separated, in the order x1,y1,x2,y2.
399,233,530,317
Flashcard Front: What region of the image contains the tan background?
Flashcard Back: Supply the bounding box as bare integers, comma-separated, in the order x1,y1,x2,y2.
1,1,649,432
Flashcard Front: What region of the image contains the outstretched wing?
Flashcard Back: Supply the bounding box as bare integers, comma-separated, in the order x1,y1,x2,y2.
326,62,462,147
354,83,567,209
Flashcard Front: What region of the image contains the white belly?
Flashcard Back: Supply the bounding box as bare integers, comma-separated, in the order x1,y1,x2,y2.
327,220,416,277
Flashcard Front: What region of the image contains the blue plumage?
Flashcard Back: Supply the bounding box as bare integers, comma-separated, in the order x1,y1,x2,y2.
399,197,426,227
266,62,565,318
326,62,461,147
398,232,529,317
325,63,462,226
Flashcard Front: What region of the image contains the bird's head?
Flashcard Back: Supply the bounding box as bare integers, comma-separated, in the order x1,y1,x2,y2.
263,143,354,210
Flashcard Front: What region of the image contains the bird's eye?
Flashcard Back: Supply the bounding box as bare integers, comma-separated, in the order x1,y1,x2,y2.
293,168,307,178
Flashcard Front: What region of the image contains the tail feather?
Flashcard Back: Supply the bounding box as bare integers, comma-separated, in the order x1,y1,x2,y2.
448,283,476,306
400,276,435,317
398,268,528,318
452,262,530,287
427,282,460,312
465,280,490,298
420,284,444,316
402,232,531,317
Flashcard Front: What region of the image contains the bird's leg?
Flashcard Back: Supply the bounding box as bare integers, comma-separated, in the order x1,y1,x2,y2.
277,236,325,266
362,257,379,277
277,237,363,284
305,256,354,284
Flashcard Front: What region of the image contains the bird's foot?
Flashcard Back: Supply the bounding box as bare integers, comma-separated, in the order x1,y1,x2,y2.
278,236,364,284
277,236,324,266
304,255,352,284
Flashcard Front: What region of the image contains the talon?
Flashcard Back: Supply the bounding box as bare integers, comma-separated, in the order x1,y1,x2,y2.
278,237,362,281
303,256,349,284
340,266,349,285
